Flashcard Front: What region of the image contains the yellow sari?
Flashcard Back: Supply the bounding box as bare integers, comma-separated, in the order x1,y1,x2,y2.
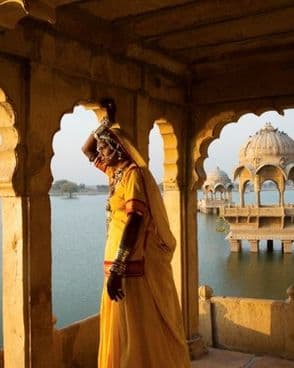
97,128,190,368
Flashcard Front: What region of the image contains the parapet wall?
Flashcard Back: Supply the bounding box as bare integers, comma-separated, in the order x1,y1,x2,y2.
1,288,291,367
199,285,294,359
53,314,99,368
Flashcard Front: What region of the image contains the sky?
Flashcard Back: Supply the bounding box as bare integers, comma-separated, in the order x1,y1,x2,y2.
51,106,164,185
51,107,294,185
204,109,294,179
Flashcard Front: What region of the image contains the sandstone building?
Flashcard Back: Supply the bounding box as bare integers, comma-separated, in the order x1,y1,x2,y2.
199,166,233,214
221,123,294,253
1,1,294,367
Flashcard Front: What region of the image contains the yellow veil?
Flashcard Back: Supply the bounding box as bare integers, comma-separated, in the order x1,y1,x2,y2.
110,127,177,254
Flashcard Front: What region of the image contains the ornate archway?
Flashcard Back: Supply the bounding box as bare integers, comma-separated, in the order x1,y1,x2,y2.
0,88,18,196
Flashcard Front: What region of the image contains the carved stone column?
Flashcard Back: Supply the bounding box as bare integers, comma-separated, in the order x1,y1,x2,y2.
256,190,260,206
283,240,293,253
280,189,285,207
0,110,53,368
239,189,244,207
229,239,241,252
0,64,61,367
162,132,206,358
250,239,259,252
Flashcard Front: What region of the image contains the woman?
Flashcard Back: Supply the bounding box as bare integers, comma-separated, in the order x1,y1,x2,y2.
82,98,190,368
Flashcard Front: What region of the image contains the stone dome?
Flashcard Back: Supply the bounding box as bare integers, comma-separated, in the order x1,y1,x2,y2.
203,167,233,191
239,123,294,168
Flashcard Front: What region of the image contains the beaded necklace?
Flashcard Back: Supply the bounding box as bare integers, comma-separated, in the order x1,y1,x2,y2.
105,162,129,233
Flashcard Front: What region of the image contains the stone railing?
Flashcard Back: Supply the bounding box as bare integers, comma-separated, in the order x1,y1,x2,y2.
53,314,99,367
220,206,285,217
199,285,294,359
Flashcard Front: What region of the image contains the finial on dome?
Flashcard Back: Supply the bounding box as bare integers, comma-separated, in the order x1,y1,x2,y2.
261,122,276,132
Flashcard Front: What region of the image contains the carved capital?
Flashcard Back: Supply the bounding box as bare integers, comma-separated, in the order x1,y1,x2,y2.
0,0,28,29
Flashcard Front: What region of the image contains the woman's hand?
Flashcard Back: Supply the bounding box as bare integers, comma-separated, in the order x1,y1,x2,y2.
107,272,125,301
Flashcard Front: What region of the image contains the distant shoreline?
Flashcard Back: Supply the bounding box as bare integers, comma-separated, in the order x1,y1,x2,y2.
49,192,108,197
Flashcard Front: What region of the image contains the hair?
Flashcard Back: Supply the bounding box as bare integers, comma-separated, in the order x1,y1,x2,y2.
99,97,117,123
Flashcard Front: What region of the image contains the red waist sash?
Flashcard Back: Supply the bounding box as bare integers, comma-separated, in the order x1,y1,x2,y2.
104,258,145,277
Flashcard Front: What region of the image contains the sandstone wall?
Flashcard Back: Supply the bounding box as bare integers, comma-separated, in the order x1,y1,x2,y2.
199,289,294,359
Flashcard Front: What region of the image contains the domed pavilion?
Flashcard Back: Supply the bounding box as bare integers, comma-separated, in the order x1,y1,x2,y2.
199,167,233,214
221,123,294,253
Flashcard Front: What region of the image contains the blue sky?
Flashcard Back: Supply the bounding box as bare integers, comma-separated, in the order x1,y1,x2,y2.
51,108,294,185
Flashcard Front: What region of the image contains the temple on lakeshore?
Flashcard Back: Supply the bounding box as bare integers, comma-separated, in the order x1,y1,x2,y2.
198,167,233,214
221,123,294,253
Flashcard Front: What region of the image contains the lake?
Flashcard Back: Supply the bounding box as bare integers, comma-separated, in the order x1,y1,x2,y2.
0,191,293,346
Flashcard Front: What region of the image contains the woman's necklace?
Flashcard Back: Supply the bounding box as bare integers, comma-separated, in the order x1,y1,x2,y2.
105,162,129,233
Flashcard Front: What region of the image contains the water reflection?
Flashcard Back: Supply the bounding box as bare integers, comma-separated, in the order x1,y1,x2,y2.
198,210,294,300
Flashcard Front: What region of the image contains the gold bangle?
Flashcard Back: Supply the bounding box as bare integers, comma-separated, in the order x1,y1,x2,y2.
116,248,131,263
110,260,127,276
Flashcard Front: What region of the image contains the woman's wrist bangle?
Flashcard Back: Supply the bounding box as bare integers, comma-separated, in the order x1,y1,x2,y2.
109,249,131,276
116,248,131,263
110,260,127,276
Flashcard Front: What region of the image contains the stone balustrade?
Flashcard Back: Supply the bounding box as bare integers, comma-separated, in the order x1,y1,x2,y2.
199,285,294,359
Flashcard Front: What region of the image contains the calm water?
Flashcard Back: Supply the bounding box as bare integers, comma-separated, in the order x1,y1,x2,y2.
0,191,293,345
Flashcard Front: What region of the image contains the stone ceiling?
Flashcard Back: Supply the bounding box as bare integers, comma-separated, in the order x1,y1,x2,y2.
1,0,294,78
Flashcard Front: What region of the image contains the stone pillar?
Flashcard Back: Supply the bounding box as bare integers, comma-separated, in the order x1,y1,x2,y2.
198,285,213,346
254,178,260,207
136,96,207,358
250,239,259,252
164,181,206,359
256,190,260,207
283,240,293,253
2,196,54,368
239,189,244,207
285,285,294,359
229,239,241,252
2,197,30,367
279,180,285,207
0,75,55,367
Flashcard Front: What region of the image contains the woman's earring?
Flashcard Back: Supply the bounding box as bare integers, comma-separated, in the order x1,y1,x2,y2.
117,151,123,160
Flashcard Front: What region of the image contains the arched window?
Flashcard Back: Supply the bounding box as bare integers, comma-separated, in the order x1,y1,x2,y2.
260,180,279,206
148,123,164,187
197,108,294,299
243,181,254,206
51,106,106,328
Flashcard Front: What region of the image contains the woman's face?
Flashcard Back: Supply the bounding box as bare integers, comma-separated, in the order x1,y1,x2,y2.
97,140,119,167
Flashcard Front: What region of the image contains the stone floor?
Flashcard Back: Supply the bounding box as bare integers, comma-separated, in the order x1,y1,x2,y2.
192,348,294,368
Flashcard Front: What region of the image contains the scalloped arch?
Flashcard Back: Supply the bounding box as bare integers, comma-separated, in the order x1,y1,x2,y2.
213,183,226,192
242,179,254,191
260,178,279,188
0,88,18,196
193,106,292,190
234,165,253,181
154,119,178,190
255,163,287,180
50,101,100,186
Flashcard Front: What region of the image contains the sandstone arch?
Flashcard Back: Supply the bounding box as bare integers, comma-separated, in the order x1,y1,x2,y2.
154,119,178,191
0,88,18,196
